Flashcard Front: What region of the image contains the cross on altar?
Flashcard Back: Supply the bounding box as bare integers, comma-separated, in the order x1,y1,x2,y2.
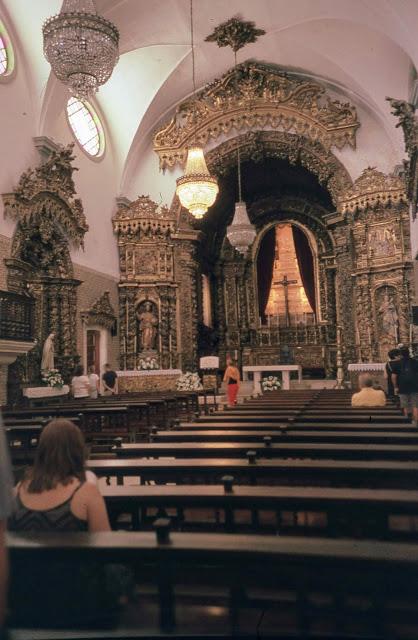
274,274,298,327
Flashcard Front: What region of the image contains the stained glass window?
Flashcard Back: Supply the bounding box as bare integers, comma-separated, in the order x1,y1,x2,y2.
0,21,14,77
66,97,104,157
0,34,7,75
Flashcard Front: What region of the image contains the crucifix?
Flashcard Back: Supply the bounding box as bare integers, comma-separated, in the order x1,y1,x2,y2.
274,274,297,327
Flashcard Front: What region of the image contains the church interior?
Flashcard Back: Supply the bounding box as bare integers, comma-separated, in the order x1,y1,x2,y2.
2,0,418,637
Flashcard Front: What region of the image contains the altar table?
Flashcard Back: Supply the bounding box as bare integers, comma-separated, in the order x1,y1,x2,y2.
348,363,387,391
116,369,182,393
23,385,70,399
242,365,302,393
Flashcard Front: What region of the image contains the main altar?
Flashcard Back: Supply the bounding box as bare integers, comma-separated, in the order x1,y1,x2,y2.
243,365,302,393
111,63,415,379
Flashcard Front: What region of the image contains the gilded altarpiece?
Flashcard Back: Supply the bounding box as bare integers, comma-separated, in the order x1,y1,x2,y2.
113,197,199,372
333,168,412,363
2,144,87,399
152,62,414,372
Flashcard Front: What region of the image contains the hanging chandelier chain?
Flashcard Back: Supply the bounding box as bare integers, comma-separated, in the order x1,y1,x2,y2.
190,0,198,143
234,49,242,202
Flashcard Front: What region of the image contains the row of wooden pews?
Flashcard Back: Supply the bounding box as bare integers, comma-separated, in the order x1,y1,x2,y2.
7,388,418,638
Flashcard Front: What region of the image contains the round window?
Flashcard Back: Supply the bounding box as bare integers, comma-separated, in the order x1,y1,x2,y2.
0,21,15,77
66,97,105,158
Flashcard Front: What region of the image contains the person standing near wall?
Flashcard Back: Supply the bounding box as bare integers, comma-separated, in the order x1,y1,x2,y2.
0,415,12,636
223,360,240,407
391,346,418,425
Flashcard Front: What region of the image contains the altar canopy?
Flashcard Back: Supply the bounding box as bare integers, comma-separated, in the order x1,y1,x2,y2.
262,224,315,325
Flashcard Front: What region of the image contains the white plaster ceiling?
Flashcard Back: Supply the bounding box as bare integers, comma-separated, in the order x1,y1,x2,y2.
2,0,418,192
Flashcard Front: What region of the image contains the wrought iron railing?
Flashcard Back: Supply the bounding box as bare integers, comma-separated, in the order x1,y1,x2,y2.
254,323,337,346
0,290,35,341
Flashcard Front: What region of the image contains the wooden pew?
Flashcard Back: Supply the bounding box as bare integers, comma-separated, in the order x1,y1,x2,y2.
193,413,409,424
102,482,418,540
151,429,418,445
110,440,418,461
6,424,43,465
175,420,416,431
88,457,418,488
8,530,418,637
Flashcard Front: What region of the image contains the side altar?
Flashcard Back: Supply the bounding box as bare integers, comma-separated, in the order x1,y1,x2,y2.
116,369,182,393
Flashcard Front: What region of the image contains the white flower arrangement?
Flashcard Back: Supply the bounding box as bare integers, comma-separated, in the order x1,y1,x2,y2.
42,368,64,389
261,375,281,392
137,356,159,371
176,371,203,391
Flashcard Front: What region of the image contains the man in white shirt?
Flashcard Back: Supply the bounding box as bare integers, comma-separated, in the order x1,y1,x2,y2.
351,377,386,407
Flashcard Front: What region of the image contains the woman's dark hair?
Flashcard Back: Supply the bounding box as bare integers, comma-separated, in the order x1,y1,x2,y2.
73,364,84,376
399,346,410,359
388,348,400,359
26,419,87,493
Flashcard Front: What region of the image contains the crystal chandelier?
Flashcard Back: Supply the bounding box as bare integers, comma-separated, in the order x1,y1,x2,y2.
206,18,265,254
176,0,218,219
43,0,119,100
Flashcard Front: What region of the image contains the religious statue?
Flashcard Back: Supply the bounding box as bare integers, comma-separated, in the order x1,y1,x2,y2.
41,332,55,371
136,301,158,351
378,291,399,340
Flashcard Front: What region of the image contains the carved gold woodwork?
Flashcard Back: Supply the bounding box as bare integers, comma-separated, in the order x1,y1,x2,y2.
338,167,407,214
387,98,418,221
81,291,117,330
205,17,266,52
205,130,353,206
154,62,360,171
2,144,87,398
3,143,88,248
113,195,198,371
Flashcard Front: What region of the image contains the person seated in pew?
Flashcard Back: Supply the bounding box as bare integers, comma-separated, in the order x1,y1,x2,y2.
102,363,118,396
88,365,100,399
8,418,110,532
223,359,240,407
7,419,129,629
71,364,92,399
351,376,386,407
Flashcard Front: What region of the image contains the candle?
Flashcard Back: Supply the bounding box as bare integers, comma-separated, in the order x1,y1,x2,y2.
234,349,238,360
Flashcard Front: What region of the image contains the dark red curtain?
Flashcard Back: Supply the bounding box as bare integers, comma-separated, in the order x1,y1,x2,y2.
292,226,316,315
257,227,276,322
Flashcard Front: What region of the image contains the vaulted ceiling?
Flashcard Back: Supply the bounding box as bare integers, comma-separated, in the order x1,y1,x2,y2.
3,0,418,189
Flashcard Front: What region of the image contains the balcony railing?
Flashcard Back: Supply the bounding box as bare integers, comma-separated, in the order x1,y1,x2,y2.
254,323,336,346
0,290,35,341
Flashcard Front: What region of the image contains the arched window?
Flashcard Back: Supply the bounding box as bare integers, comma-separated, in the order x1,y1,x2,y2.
0,21,14,77
66,97,105,158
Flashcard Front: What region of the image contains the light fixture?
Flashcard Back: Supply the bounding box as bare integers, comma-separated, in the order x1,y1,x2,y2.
43,0,119,100
176,0,218,219
206,18,265,254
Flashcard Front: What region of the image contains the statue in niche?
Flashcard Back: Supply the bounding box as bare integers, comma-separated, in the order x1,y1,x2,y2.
136,301,158,351
377,289,399,341
41,332,55,371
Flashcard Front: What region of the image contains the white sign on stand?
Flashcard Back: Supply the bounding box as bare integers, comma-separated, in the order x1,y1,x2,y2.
200,356,219,370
